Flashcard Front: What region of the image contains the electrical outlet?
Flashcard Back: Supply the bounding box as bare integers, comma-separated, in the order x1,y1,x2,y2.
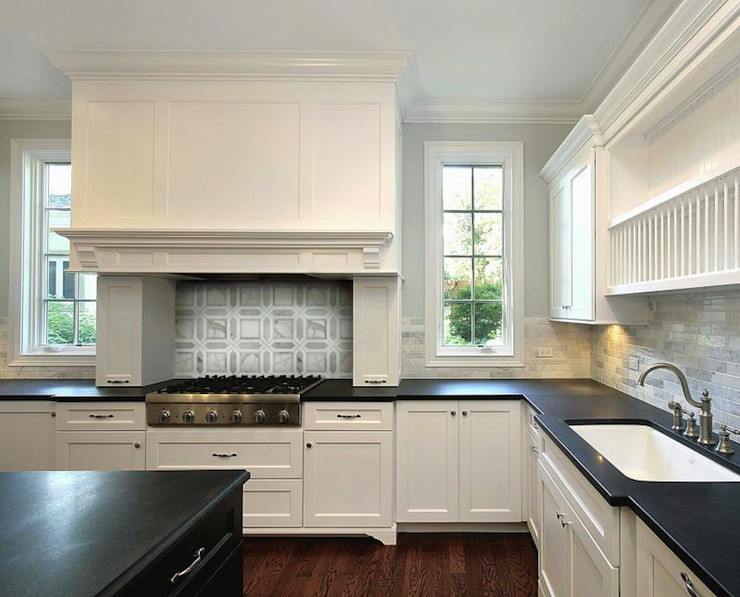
537,347,554,358
628,356,639,371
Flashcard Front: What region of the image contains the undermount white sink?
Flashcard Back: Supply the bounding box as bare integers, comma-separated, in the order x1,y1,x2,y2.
569,424,740,482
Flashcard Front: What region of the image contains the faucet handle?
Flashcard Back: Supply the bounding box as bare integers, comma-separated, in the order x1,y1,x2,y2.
716,424,739,455
684,411,699,440
667,400,685,432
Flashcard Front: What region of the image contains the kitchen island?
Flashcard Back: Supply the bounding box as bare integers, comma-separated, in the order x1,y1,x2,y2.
0,469,248,596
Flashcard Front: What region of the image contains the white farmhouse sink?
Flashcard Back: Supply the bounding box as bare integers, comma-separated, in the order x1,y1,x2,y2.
569,424,740,482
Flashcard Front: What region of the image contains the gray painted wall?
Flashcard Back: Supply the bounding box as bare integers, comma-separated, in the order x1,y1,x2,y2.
401,122,573,319
0,120,71,317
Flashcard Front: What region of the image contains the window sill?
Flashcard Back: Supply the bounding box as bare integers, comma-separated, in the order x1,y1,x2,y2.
425,354,525,368
9,353,96,367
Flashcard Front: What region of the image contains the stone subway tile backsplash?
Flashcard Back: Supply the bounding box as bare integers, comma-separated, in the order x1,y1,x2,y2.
174,280,354,378
591,289,740,431
402,317,592,378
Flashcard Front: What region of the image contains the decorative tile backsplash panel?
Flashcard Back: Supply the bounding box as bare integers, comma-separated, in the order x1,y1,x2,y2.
174,280,353,378
592,289,740,431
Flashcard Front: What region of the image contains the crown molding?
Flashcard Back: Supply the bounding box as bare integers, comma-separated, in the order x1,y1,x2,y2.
43,50,411,83
595,0,737,143
539,115,603,183
403,99,581,124
579,0,682,112
0,98,71,121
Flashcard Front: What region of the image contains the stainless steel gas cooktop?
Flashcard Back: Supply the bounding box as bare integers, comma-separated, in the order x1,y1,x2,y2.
145,375,323,426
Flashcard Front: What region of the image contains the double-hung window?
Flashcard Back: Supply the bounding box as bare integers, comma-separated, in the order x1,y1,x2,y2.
424,141,524,367
9,139,96,365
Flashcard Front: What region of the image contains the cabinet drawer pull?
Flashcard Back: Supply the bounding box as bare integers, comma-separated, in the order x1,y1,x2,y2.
106,380,130,384
530,445,539,454
680,572,701,597
170,547,205,584
89,414,115,419
560,518,571,528
532,421,539,429
336,414,362,419
365,379,387,384
212,452,237,458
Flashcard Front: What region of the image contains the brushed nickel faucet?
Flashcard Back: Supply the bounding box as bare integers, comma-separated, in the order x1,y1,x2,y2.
637,362,716,446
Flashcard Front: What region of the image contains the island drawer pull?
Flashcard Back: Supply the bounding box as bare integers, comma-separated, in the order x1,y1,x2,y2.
170,547,205,584
89,414,115,419
212,452,237,458
336,414,362,419
680,572,700,597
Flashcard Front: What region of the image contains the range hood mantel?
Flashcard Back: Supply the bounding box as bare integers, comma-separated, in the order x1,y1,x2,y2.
56,228,395,275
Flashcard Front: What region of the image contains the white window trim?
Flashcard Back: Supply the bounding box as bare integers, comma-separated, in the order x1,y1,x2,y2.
424,141,525,367
8,138,96,366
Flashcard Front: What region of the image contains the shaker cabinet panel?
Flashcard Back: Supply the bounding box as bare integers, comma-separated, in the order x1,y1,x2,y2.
0,401,55,471
55,431,145,471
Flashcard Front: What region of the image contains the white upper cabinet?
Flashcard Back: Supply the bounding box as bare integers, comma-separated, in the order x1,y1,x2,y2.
542,117,650,324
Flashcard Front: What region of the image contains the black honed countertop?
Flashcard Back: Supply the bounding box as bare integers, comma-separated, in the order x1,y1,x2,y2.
0,470,249,596
3,377,740,594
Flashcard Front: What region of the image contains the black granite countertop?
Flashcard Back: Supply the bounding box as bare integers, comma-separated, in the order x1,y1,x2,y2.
0,469,249,596
3,376,739,594
0,378,171,400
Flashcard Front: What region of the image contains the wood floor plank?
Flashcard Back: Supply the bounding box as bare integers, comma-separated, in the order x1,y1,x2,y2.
241,533,537,597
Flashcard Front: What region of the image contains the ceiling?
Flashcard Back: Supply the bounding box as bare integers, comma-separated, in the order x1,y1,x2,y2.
0,0,680,120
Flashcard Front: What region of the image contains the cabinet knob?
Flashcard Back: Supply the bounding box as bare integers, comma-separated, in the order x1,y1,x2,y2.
134,443,141,449
530,445,539,454
306,443,312,448
462,411,468,416
50,411,56,418
450,411,456,416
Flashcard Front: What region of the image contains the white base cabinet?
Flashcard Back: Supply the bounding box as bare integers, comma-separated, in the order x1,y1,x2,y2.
396,400,521,523
0,401,55,471
524,406,543,548
303,402,395,539
635,518,715,597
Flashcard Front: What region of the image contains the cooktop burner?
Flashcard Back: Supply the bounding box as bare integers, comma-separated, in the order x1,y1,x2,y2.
155,375,323,396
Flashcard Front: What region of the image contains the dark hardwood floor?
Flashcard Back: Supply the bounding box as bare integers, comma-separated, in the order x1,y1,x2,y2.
242,533,538,596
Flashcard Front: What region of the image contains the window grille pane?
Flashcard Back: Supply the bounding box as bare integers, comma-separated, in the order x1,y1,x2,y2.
443,258,472,300
443,212,473,255
443,166,472,210
47,164,72,202
474,212,503,256
444,302,472,346
474,302,503,346
473,258,503,299
473,166,503,210
62,261,74,299
77,301,97,345
78,274,97,301
46,301,74,345
46,210,70,252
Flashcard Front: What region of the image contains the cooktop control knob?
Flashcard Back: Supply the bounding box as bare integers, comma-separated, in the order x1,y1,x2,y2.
254,409,266,424
205,410,219,423
182,410,195,423
277,409,290,424
231,409,243,423
158,410,171,424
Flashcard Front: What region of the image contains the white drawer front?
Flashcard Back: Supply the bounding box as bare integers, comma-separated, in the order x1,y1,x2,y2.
56,402,145,431
304,401,393,431
525,405,541,439
243,479,303,528
145,429,302,478
541,434,620,566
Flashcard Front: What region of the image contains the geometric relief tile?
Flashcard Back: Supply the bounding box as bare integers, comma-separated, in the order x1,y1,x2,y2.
206,286,229,306
307,286,328,306
176,318,194,339
273,352,294,373
239,319,261,339
306,318,327,339
274,286,294,306
239,352,261,372
339,319,353,339
206,352,228,373
306,352,327,373
206,318,227,339
274,318,294,339
239,286,261,306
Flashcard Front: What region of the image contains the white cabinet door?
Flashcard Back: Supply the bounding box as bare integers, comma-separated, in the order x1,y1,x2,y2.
396,400,458,522
352,276,400,386
568,165,594,320
304,430,393,527
527,434,542,547
243,479,303,528
550,181,571,320
571,517,619,597
55,431,145,470
539,463,571,597
0,401,55,471
459,400,521,522
96,276,175,387
636,518,716,597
